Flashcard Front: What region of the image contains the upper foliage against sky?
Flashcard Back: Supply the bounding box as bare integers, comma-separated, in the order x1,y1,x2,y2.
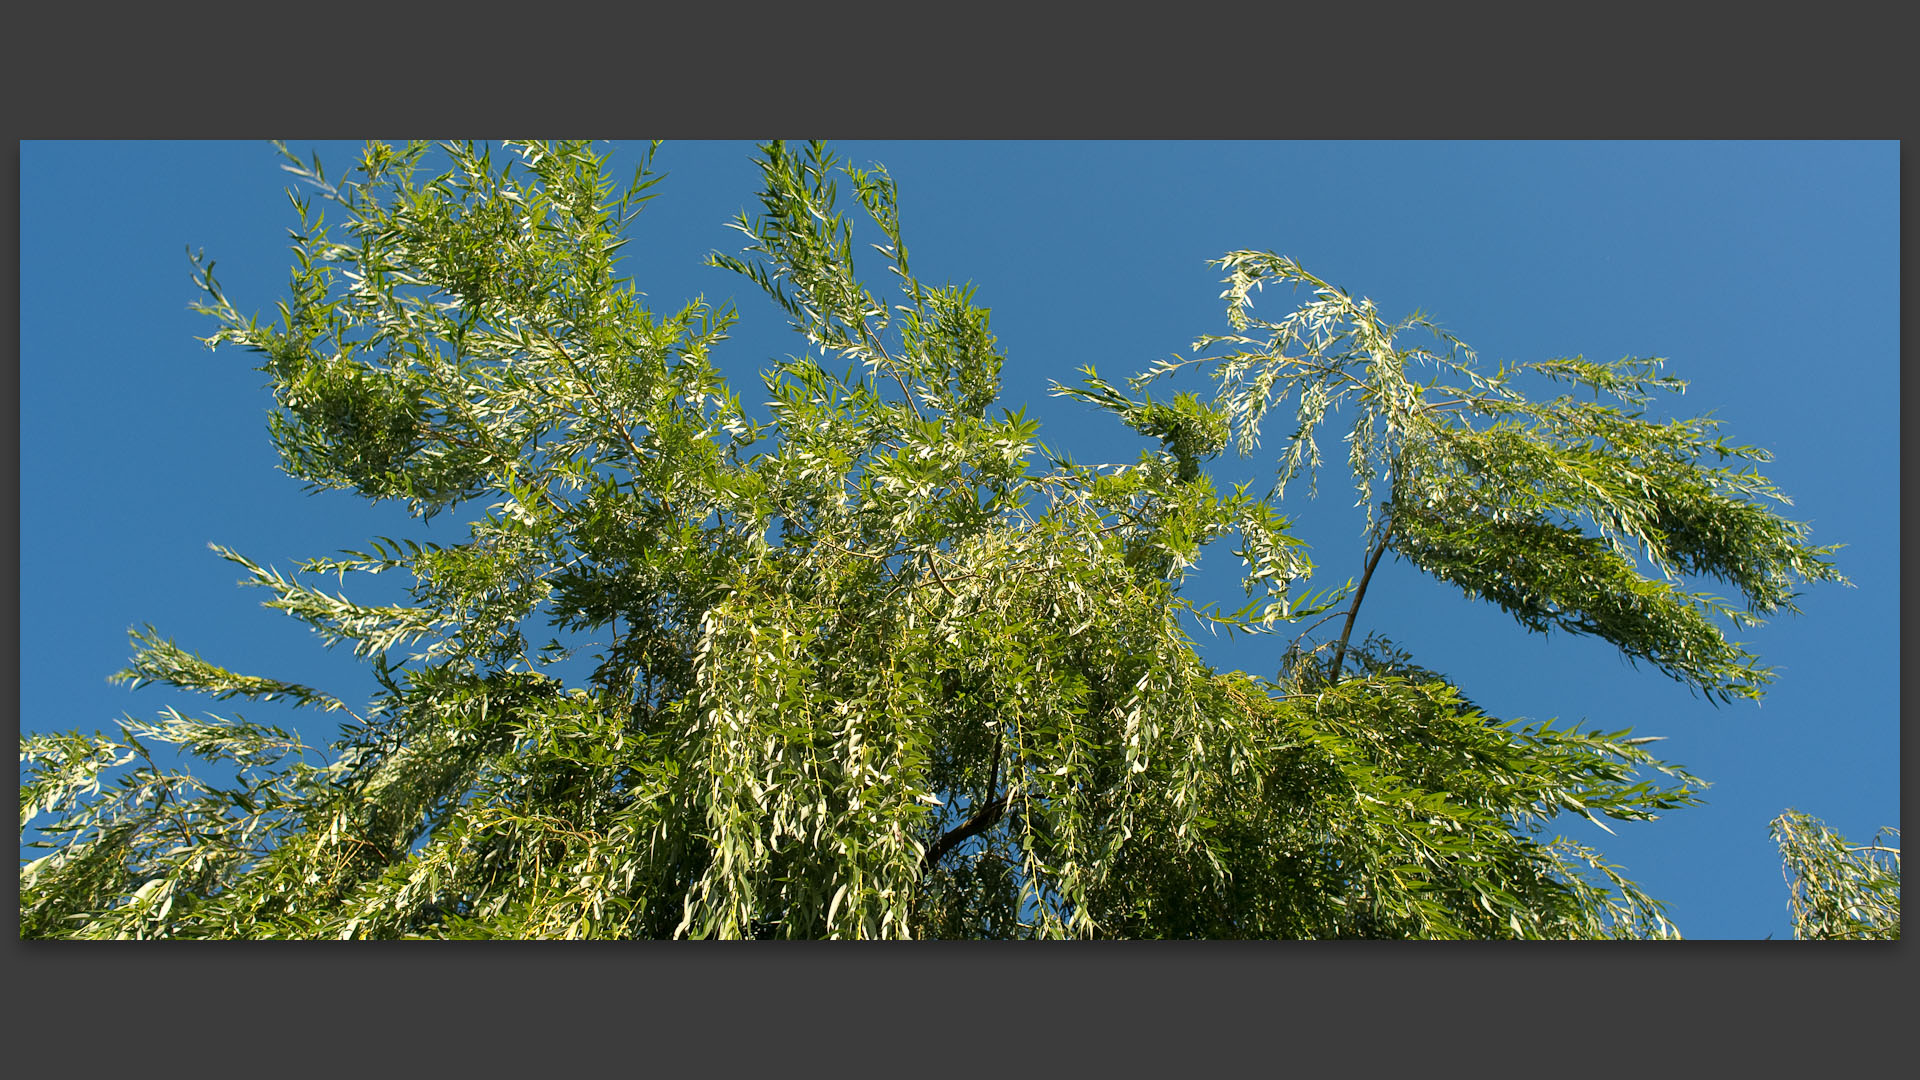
1770,810,1899,941
1110,252,1848,702
19,140,1850,939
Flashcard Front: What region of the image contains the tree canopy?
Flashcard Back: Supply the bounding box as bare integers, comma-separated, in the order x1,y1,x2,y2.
20,140,1851,939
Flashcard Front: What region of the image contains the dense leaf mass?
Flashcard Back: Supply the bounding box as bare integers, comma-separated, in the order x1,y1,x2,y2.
20,141,1847,938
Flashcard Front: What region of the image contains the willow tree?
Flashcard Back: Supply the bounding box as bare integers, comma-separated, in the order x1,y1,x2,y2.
20,140,1845,939
1770,810,1899,940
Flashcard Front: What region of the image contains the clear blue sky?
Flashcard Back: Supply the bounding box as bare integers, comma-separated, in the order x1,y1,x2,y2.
19,140,1898,939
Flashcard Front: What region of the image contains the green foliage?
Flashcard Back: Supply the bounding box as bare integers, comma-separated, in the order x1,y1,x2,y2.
20,140,1847,938
1126,251,1847,702
20,714,327,939
1771,810,1899,940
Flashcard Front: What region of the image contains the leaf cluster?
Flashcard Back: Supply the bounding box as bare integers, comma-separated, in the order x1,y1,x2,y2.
1771,809,1899,940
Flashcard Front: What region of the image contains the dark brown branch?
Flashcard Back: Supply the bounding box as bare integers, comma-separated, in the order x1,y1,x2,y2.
921,729,1012,873
1328,520,1393,685
922,550,961,599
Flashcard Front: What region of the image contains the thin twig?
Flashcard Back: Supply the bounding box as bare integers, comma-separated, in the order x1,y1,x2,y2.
1287,607,1351,652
